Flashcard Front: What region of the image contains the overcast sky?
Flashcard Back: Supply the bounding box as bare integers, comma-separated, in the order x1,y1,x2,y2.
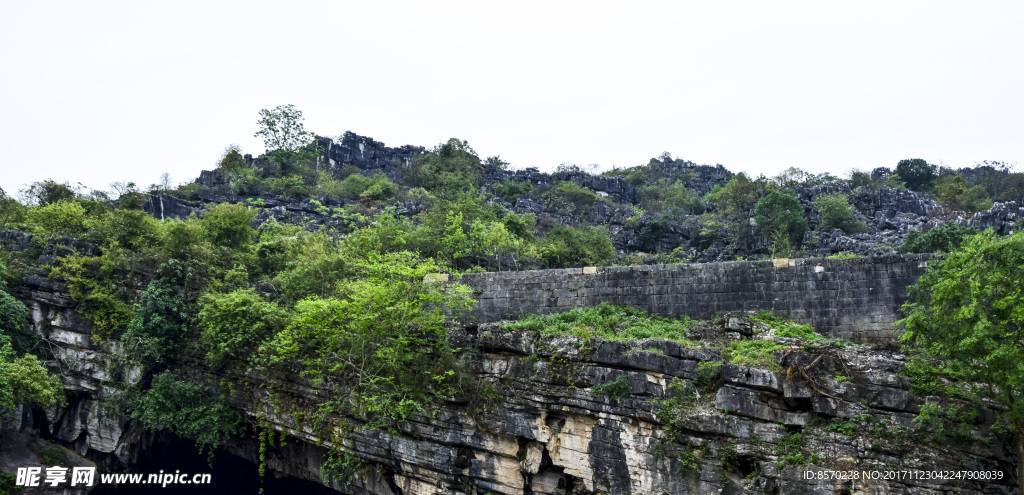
2,1,1022,195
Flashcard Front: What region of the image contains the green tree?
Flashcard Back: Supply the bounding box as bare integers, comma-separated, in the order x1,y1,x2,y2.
899,222,978,254
198,288,287,369
933,173,992,213
218,145,247,172
407,138,483,194
538,225,615,268
754,189,807,246
254,105,320,173
200,203,257,249
813,193,867,234
898,229,1024,487
895,158,937,192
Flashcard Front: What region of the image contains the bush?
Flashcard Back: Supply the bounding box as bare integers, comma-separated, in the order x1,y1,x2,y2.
121,260,199,363
264,175,311,198
900,222,978,254
130,371,240,456
933,173,992,213
538,225,615,268
198,289,286,369
504,302,694,343
200,203,257,249
896,158,936,192
0,342,65,410
813,193,867,234
26,200,87,235
218,145,246,172
84,208,162,251
406,138,483,194
492,181,533,204
754,189,807,245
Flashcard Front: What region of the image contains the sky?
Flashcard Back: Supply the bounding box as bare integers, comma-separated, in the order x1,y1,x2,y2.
2,1,1022,195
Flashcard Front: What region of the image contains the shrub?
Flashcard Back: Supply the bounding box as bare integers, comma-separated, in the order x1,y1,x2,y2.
26,200,87,235
492,181,533,204
0,342,65,410
933,173,992,213
406,138,483,194
813,193,867,234
899,222,978,254
49,252,135,337
200,203,257,249
754,189,807,245
895,158,936,192
505,302,695,343
121,260,199,363
198,289,287,368
130,371,240,456
538,225,615,268
84,208,162,251
218,145,246,172
264,175,311,198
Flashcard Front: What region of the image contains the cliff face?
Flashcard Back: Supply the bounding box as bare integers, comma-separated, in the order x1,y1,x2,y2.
6,263,1018,495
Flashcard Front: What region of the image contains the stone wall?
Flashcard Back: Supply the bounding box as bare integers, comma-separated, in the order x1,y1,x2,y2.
459,254,935,344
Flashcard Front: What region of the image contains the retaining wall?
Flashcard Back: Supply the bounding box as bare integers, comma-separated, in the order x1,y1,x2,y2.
457,254,935,344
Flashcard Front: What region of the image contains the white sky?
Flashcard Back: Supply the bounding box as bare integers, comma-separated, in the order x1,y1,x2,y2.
2,1,1022,195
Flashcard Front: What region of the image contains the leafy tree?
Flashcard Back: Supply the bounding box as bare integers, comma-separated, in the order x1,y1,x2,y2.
198,288,287,369
266,252,474,428
200,203,257,250
0,261,36,354
754,189,807,246
121,260,200,363
407,138,483,194
813,193,867,234
895,158,937,192
218,145,247,172
898,229,1024,487
20,179,78,206
899,222,978,254
933,173,992,213
26,200,87,236
0,187,26,229
538,225,615,268
130,371,240,457
0,342,65,411
254,105,320,173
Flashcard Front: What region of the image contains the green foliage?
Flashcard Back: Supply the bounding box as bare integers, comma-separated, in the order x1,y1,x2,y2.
83,208,163,251
754,189,807,246
49,252,135,337
750,310,822,341
130,371,240,456
933,173,993,213
540,181,611,216
321,448,365,486
826,252,861,259
593,374,630,400
21,179,78,206
896,158,937,192
725,340,787,370
26,200,87,236
334,173,397,201
537,225,614,268
913,400,979,445
121,260,200,363
218,145,247,172
638,214,674,252
0,187,27,229
0,341,64,410
639,179,705,216
502,212,535,240
899,229,1024,443
254,104,320,173
263,175,311,198
200,203,257,249
899,222,978,254
504,302,695,343
0,262,36,354
198,289,287,369
406,138,483,195
712,174,760,221
492,181,534,204
266,252,474,428
813,193,867,234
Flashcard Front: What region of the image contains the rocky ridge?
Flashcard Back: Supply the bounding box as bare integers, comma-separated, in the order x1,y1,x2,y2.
144,133,1021,266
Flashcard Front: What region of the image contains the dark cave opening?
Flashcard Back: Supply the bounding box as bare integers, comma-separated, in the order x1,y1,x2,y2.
91,434,337,495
